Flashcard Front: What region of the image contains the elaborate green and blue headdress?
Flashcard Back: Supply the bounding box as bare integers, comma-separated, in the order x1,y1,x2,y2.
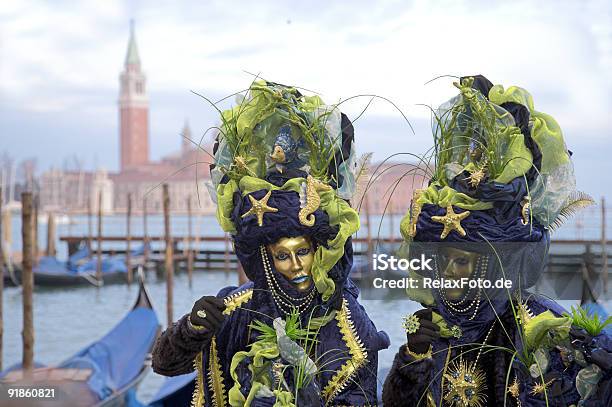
209,80,363,301
400,75,593,244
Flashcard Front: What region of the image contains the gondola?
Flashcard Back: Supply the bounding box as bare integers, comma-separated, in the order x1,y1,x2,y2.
13,244,148,287
0,272,160,406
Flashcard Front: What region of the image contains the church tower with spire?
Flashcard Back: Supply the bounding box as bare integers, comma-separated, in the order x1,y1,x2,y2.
119,21,149,171
181,120,193,154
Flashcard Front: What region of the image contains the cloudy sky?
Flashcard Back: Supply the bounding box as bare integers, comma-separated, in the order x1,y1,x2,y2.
1,0,611,199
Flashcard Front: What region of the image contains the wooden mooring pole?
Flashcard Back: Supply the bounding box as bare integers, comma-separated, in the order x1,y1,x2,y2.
163,184,174,326
602,197,608,294
33,194,39,265
143,197,149,268
96,191,103,284
21,192,34,375
2,206,10,253
0,187,4,371
187,196,193,287
46,212,56,257
87,196,93,258
126,193,132,285
224,233,230,273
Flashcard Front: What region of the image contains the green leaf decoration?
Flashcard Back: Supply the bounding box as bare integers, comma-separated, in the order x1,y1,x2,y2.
523,310,572,351
563,305,612,336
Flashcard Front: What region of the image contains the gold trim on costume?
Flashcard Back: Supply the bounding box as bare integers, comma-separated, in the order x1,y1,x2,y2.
405,345,433,360
322,298,368,405
517,300,534,326
223,288,254,315
191,288,254,406
191,352,205,407
208,336,227,407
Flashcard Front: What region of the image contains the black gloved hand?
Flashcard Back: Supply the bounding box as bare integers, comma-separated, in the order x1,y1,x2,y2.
407,308,440,354
189,296,226,335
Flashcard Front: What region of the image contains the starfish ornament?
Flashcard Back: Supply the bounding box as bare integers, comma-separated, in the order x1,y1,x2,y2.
431,204,470,239
241,190,278,227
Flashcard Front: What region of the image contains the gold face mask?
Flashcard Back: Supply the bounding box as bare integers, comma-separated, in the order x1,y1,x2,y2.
439,247,480,300
267,236,314,292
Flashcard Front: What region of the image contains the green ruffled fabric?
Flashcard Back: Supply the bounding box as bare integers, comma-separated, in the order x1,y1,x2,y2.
488,84,570,175
217,176,359,301
523,310,571,351
217,178,239,233
228,339,283,406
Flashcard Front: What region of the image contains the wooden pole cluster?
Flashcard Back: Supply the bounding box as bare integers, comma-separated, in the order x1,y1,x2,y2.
21,192,34,375
187,196,193,287
163,184,174,326
602,197,608,294
96,191,103,284
126,193,133,285
46,212,56,257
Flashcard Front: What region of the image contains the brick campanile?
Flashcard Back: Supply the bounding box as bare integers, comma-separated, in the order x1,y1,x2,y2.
118,21,149,171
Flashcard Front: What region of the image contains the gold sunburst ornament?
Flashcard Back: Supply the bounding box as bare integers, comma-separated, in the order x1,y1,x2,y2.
431,205,471,239
241,190,278,227
402,314,420,334
443,359,487,407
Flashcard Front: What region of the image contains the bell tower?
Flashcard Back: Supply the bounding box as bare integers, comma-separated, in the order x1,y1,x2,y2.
119,20,149,171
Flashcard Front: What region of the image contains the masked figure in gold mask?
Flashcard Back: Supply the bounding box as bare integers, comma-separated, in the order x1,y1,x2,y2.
152,81,389,406
382,76,612,406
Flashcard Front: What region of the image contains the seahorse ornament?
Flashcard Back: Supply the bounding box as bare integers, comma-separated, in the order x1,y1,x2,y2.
299,175,332,227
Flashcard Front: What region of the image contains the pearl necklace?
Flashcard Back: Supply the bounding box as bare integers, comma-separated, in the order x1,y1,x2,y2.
435,254,489,321
260,245,316,316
